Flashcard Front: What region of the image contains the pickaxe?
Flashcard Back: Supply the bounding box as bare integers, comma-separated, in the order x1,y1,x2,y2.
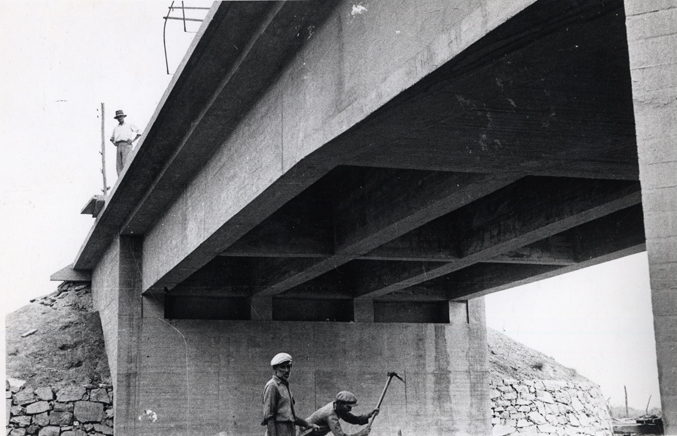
366,371,405,430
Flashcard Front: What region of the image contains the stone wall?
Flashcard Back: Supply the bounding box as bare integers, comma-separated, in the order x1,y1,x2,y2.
6,380,114,436
490,379,613,436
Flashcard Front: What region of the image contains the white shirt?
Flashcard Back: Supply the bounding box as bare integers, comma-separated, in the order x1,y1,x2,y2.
110,121,141,143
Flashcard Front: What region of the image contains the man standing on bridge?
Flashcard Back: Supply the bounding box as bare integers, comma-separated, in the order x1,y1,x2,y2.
262,352,320,436
110,109,141,175
300,391,379,436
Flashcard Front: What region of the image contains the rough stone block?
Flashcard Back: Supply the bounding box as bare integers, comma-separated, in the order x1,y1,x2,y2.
492,425,515,436
61,431,87,436
10,415,31,426
49,411,73,426
25,402,50,415
568,413,580,426
538,423,557,433
74,401,103,423
514,385,530,396
57,386,86,402
536,390,555,404
37,427,60,436
53,402,74,412
14,390,36,406
33,388,53,402
555,390,571,404
9,429,27,436
32,412,49,427
528,412,547,425
571,397,585,411
516,419,530,427
89,389,111,404
92,423,114,435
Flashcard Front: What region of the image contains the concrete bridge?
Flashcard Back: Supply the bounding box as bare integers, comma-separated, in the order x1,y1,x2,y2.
57,1,675,435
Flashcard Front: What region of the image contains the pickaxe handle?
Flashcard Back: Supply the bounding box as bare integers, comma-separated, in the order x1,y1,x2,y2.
367,372,404,430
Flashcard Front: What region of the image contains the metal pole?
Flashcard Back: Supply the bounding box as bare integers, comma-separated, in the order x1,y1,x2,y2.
101,103,108,197
624,385,629,418
163,1,174,75
182,1,187,32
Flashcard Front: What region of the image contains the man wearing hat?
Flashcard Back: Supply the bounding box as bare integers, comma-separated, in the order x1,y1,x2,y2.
109,109,141,175
262,353,320,436
300,391,379,436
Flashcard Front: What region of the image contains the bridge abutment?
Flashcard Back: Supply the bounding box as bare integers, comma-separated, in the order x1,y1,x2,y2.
95,290,490,435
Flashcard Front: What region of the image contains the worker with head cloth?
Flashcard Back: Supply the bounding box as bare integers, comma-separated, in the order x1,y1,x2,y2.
301,391,379,436
262,353,319,436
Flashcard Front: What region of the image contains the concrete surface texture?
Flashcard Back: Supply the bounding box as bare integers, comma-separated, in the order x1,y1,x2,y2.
60,0,677,434
624,1,677,433
107,294,489,436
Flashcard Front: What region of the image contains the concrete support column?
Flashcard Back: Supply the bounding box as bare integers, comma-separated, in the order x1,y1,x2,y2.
353,299,374,322
250,296,273,320
624,2,677,433
115,236,144,436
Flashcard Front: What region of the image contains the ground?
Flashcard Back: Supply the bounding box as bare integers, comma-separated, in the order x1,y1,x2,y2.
487,327,590,384
5,283,110,391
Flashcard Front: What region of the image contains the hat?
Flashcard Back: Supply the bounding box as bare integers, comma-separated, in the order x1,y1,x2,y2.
335,391,358,405
114,110,127,119
270,353,292,366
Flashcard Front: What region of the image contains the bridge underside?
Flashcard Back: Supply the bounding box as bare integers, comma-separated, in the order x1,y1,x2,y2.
77,0,677,434
163,0,644,322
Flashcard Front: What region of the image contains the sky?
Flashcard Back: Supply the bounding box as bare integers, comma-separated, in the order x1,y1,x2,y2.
1,0,661,412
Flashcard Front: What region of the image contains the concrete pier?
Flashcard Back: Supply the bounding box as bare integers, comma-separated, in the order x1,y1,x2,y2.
625,1,677,433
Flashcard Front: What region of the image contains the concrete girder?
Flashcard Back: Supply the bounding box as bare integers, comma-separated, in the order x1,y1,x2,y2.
349,178,642,299
241,170,519,296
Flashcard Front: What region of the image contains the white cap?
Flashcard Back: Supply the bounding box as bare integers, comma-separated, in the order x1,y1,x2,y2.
271,352,292,366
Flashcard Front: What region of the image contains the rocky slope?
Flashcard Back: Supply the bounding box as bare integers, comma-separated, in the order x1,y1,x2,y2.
6,283,110,391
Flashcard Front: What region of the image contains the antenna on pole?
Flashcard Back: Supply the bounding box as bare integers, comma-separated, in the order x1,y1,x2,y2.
163,1,209,75
100,102,109,197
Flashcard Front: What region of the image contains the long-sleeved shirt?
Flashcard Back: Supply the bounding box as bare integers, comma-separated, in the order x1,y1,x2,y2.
303,402,370,436
262,376,297,425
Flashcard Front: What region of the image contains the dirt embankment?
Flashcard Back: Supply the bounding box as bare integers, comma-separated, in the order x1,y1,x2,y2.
5,282,110,391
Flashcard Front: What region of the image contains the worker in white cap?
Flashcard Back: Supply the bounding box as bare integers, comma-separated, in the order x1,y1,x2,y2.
262,353,320,436
300,391,379,436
